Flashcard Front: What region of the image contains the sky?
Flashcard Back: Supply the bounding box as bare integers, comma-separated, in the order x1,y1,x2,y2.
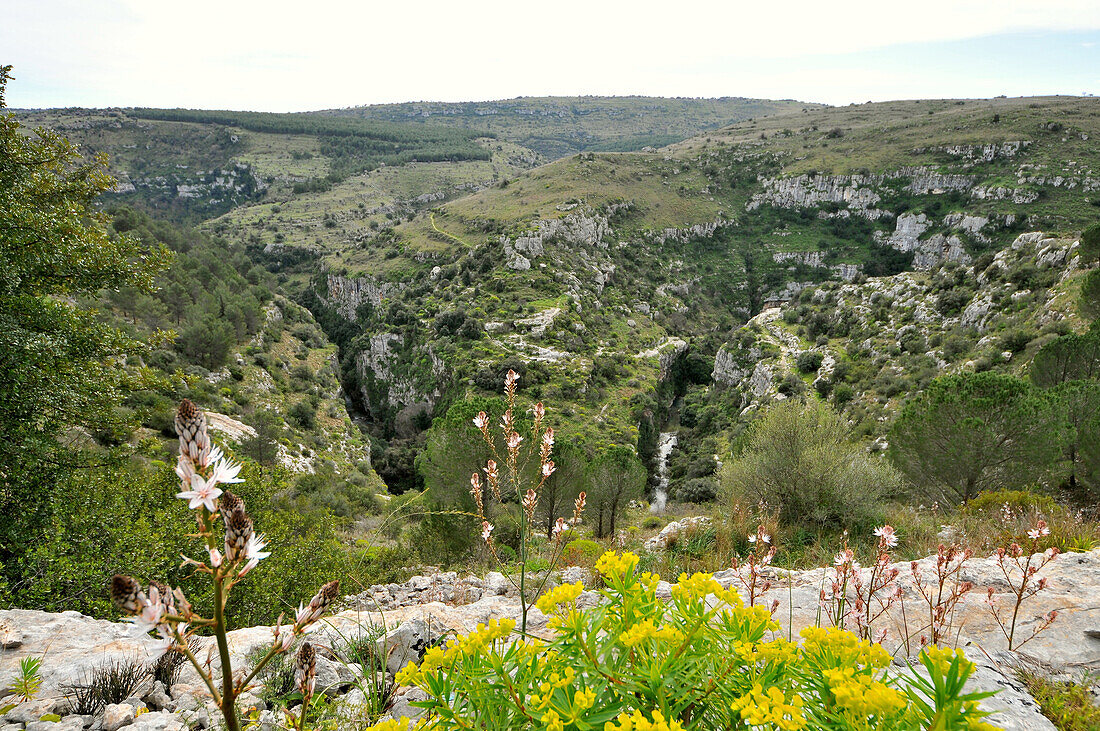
4,0,1100,111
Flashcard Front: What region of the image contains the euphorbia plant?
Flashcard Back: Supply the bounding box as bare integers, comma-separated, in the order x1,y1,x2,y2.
371,551,998,730
111,400,339,731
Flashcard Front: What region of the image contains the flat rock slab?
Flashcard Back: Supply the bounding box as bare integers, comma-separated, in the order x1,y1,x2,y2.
0,609,162,696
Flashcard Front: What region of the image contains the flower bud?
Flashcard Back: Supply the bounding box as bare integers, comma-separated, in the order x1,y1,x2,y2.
175,399,210,466
111,575,143,615
224,508,254,564
296,580,340,628
296,642,316,697
219,490,245,519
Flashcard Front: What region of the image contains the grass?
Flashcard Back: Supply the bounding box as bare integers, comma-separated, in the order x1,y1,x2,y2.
1017,671,1100,731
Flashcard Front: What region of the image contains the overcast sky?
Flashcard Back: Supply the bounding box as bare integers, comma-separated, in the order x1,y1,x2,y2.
4,0,1099,110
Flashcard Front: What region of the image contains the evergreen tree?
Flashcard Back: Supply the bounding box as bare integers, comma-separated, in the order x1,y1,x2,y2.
1030,327,1100,388
585,446,646,538
889,372,1064,504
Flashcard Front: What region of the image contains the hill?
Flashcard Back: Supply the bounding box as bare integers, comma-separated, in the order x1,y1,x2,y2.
321,95,813,157
16,95,1100,496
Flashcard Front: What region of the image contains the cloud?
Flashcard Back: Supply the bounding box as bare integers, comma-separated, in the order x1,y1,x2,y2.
4,0,1100,109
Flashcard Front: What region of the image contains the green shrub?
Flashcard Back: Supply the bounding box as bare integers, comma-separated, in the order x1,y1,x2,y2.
796,351,824,373
722,401,898,529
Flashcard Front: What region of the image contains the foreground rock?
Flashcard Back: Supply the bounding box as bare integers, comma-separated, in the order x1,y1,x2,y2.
4,549,1099,729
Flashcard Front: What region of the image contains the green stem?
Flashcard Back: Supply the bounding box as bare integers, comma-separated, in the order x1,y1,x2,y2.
213,573,239,731
519,508,528,636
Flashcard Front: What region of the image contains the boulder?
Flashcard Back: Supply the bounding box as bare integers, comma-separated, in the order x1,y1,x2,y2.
5,701,60,725
128,712,185,731
101,704,133,731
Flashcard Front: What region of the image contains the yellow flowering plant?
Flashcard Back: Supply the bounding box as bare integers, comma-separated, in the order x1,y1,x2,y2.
370,551,996,730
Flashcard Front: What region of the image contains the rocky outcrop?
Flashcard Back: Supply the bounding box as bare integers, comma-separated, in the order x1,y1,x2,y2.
323,274,400,321
6,548,1098,729
876,212,972,270
354,334,444,413
643,516,711,551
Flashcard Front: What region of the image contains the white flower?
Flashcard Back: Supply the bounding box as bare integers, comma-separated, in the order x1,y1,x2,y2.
176,474,222,512
533,402,545,420
747,535,757,544
208,457,244,488
542,461,556,478
542,428,555,449
761,533,771,544
552,517,567,540
472,412,488,430
505,370,519,388
208,547,224,568
507,432,523,450
481,521,494,543
874,525,899,548
175,456,196,487
238,534,270,577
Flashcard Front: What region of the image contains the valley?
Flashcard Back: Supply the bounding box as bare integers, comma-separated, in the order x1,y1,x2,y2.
6,78,1100,730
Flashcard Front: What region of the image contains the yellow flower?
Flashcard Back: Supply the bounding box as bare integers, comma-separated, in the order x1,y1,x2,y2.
536,582,584,614
605,709,684,731
574,688,596,710
542,709,564,731
670,571,721,602
800,625,891,669
922,645,975,677
823,668,906,718
731,684,806,730
595,551,640,579
620,618,658,647
364,718,426,731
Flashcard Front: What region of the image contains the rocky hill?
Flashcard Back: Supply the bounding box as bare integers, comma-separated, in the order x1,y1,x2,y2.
16,96,1100,494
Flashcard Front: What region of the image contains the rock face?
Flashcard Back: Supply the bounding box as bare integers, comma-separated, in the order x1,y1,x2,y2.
643,516,711,551
876,212,972,270
322,274,400,321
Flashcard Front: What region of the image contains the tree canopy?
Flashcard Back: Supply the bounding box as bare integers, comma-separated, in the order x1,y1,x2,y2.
889,372,1063,504
0,66,167,564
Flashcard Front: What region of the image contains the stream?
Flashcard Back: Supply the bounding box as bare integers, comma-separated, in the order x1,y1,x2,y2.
650,431,678,513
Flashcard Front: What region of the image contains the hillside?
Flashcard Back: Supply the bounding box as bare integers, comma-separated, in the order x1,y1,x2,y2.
268,96,1099,491
15,95,1100,497
322,96,813,157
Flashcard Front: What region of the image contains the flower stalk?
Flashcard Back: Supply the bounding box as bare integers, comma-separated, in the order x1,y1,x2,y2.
111,400,338,731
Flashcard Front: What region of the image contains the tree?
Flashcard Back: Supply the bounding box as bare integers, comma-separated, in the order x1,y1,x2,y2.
177,316,235,370
1080,223,1100,265
0,66,167,567
721,400,899,529
585,446,646,538
1029,327,1100,388
535,441,587,539
239,409,284,466
1045,380,1100,498
888,373,1064,504
1079,269,1100,323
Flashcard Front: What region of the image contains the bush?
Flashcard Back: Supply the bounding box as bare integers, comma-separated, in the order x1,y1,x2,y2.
675,477,718,504
562,539,603,567
377,552,996,731
721,401,899,529
796,351,824,373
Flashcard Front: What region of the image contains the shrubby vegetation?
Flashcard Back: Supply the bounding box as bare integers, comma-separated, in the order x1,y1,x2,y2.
722,401,899,530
